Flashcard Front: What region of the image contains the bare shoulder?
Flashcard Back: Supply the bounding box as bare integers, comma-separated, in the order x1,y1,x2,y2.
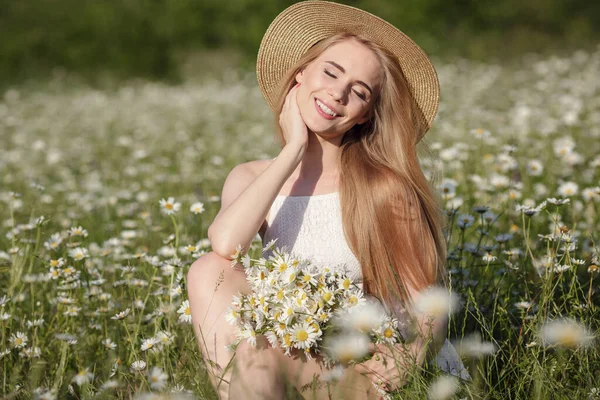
222,158,274,200
213,158,275,239
245,158,275,176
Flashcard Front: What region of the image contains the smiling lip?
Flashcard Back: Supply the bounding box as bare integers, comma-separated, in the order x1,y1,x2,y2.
314,98,340,120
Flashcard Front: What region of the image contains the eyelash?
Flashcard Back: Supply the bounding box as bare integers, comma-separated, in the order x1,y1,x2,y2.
323,69,367,101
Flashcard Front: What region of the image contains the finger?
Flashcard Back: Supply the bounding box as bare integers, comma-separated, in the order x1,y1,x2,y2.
368,343,377,354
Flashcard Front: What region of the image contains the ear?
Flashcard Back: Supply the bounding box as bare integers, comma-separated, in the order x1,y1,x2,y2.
295,69,304,84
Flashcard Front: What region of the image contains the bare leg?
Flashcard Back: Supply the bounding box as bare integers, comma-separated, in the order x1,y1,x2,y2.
187,252,287,399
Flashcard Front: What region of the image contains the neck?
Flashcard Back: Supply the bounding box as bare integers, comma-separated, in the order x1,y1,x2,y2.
291,129,344,181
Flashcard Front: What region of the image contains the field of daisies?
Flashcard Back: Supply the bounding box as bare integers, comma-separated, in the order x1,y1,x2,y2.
1,43,599,399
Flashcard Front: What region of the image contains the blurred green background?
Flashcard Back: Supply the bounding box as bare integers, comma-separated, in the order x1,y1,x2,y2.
2,0,599,87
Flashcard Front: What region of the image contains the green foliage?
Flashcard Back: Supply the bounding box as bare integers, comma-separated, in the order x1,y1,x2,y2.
1,0,600,85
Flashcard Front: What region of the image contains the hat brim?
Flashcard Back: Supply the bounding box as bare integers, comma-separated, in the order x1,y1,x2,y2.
256,0,440,139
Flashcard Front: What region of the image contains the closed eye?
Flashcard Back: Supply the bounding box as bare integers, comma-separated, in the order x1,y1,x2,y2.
325,69,368,101
353,90,367,101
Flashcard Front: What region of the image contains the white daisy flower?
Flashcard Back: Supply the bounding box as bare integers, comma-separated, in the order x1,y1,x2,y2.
102,338,117,350
319,289,336,306
553,136,575,157
69,226,89,237
140,337,160,352
68,247,89,261
63,306,82,317
526,160,544,176
48,258,65,268
10,332,28,349
190,202,205,214
44,233,63,251
373,320,399,345
177,300,192,324
159,197,181,215
343,289,366,309
264,330,279,348
482,252,497,262
582,187,600,202
237,323,257,347
148,366,168,390
278,303,296,325
111,308,130,320
337,276,353,291
290,322,319,350
71,367,94,386
279,265,299,287
130,360,147,372
557,181,579,197
156,331,175,347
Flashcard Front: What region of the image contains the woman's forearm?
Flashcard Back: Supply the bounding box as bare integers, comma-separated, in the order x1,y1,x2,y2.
208,143,305,260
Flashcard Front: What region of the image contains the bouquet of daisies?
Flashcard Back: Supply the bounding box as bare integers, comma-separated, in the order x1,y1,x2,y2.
225,240,404,367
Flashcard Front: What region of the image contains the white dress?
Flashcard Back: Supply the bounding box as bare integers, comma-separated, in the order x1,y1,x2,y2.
262,191,471,381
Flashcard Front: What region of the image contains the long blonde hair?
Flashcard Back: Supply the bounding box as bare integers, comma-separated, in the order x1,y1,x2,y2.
273,32,447,312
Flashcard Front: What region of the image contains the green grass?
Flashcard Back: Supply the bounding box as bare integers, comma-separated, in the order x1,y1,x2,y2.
0,44,599,399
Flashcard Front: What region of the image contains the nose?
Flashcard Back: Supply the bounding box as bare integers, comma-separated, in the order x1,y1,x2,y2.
328,81,348,105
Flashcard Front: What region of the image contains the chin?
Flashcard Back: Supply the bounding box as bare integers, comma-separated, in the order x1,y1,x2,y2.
302,111,339,135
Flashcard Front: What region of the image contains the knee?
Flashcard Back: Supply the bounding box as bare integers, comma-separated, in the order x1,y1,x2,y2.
187,251,230,294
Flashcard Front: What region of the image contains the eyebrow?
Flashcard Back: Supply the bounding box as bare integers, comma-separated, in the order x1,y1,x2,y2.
325,60,373,95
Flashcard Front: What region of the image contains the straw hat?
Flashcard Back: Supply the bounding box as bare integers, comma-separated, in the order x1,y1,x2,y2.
256,0,440,140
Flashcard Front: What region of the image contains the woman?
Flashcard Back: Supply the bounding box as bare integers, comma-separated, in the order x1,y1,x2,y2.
187,1,468,399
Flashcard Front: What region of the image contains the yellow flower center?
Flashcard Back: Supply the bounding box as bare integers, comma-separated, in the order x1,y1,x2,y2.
165,204,173,210
384,328,394,338
296,330,309,342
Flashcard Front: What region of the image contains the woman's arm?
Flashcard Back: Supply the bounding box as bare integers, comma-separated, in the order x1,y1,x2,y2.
207,143,305,260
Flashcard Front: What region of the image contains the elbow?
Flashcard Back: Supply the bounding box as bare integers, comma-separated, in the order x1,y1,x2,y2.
207,225,234,260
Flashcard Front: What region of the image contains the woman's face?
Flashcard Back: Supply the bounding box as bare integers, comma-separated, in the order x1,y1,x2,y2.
295,38,382,137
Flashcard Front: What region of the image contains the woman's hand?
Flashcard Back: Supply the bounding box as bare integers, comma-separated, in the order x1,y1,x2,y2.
354,343,409,392
279,83,309,152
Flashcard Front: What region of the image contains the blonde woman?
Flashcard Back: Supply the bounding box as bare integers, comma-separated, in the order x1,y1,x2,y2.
187,1,469,399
